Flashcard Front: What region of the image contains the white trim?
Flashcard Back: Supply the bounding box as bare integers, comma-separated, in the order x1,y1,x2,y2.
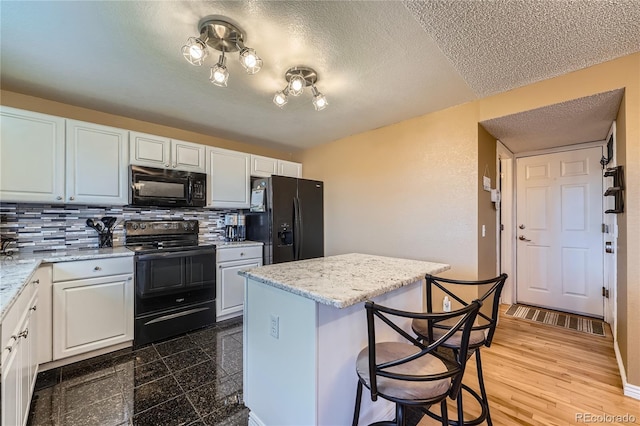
603,121,617,336
614,341,640,400
514,140,606,159
248,412,266,426
497,141,515,304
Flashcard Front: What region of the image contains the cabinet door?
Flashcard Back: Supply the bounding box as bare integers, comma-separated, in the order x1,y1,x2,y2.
0,106,65,203
206,147,250,208
1,335,22,426
20,299,36,425
250,155,278,177
66,120,129,205
217,259,261,320
53,274,133,360
171,139,206,172
129,131,171,168
277,160,302,178
35,265,53,365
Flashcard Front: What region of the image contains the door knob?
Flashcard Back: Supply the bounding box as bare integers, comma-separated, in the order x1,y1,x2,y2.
519,224,526,229
519,235,532,242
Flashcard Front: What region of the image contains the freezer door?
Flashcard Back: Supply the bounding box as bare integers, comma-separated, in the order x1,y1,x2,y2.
270,175,297,263
297,178,324,260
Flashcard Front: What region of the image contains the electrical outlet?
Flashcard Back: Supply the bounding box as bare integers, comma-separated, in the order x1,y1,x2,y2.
270,315,279,339
216,219,225,229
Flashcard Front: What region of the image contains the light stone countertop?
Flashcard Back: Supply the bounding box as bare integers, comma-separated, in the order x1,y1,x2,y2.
0,247,134,321
239,253,450,309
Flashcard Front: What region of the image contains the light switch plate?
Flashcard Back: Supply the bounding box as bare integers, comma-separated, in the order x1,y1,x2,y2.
270,315,279,339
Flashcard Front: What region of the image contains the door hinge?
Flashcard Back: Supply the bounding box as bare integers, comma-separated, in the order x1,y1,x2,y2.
602,224,609,233
602,287,610,298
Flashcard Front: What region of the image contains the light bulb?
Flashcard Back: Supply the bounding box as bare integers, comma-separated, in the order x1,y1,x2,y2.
239,48,263,74
313,93,328,111
181,37,208,66
210,64,228,87
273,90,288,108
189,45,204,60
288,74,305,96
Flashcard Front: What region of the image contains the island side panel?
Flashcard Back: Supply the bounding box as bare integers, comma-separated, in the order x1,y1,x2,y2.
316,280,423,425
244,277,317,426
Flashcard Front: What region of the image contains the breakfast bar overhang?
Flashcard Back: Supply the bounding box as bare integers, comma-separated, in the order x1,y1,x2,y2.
239,253,450,426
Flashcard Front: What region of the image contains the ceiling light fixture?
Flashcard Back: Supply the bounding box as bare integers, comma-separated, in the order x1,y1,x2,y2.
182,18,262,87
273,66,328,111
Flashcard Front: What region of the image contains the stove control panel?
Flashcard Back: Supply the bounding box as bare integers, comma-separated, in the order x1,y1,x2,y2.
125,220,199,236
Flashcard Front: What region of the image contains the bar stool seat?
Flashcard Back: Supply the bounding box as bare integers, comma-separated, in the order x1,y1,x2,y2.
356,342,450,401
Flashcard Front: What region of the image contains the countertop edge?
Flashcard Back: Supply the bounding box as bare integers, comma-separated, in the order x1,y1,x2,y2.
1,249,135,321
240,262,451,309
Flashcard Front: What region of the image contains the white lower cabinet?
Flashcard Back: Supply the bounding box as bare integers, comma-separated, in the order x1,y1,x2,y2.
52,257,134,360
1,272,39,426
216,246,262,321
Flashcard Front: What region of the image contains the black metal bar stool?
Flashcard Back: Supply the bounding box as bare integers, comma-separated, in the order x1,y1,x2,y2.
411,274,507,426
352,299,482,426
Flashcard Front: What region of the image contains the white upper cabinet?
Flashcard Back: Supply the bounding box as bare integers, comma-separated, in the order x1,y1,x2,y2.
172,139,206,172
250,155,278,177
0,106,66,203
66,120,129,205
206,147,250,208
130,131,205,172
278,159,303,178
249,154,302,178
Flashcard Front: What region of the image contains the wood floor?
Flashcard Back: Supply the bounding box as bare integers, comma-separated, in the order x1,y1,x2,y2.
418,305,640,426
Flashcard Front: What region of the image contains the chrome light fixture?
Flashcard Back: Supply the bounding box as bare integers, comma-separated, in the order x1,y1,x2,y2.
182,18,262,87
273,66,328,111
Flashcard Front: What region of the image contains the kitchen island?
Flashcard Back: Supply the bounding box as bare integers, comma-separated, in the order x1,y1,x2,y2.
239,253,450,426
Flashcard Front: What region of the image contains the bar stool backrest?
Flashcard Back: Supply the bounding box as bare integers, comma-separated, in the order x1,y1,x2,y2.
425,274,507,347
364,299,481,401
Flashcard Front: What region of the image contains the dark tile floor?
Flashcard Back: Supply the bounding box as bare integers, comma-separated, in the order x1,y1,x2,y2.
27,318,247,426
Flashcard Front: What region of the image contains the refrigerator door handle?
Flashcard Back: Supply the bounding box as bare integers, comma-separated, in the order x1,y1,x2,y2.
294,196,301,260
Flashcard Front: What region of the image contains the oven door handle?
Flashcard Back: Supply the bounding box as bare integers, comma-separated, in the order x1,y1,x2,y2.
187,176,193,205
135,248,216,261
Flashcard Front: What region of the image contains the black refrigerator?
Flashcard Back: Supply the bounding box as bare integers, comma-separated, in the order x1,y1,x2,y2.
246,175,324,264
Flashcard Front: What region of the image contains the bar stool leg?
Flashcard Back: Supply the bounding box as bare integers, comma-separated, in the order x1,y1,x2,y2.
475,350,492,426
352,381,363,426
440,400,449,426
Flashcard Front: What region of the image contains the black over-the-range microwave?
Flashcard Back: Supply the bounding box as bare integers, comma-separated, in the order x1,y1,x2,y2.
129,165,207,207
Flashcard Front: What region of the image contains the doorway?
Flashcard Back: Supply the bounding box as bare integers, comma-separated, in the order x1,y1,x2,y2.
515,146,604,317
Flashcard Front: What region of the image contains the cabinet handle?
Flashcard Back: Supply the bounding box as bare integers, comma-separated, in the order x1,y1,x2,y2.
173,164,177,168
94,266,102,271
30,305,37,312
5,335,18,352
165,163,170,167
32,279,40,285
56,196,63,200
69,196,75,201
18,329,28,339
240,252,245,256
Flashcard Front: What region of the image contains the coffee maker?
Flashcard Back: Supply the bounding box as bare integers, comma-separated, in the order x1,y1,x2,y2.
224,214,246,242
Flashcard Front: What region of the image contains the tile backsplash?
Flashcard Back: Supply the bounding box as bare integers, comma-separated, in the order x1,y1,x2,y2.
0,203,239,253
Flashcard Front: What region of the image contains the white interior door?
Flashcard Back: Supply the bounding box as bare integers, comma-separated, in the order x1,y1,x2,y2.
516,147,604,317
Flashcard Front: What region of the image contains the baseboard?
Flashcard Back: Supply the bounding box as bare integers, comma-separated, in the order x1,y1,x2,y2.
614,341,640,400
248,412,265,426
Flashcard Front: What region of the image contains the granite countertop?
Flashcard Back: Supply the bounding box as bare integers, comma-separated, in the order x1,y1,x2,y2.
1,247,134,321
239,253,450,309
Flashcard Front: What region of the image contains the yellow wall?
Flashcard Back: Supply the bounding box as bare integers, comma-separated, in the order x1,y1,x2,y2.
301,52,640,387
0,90,295,160
477,124,498,280
301,102,480,280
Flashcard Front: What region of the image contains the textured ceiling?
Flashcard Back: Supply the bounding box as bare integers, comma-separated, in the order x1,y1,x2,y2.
1,1,639,152
480,89,624,153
